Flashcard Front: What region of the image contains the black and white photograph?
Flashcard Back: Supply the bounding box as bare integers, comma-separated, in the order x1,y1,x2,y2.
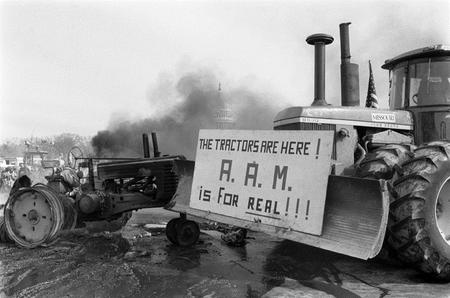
0,0,449,297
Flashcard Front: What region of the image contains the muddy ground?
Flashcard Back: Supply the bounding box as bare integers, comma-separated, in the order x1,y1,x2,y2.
0,206,449,298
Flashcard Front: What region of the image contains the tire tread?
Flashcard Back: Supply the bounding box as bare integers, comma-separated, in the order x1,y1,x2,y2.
390,142,450,280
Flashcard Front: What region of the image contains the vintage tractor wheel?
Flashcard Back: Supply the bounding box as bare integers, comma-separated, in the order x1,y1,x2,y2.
175,219,200,247
0,216,11,243
4,185,77,248
389,141,450,281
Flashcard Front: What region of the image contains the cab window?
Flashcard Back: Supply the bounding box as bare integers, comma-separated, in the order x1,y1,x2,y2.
389,58,450,109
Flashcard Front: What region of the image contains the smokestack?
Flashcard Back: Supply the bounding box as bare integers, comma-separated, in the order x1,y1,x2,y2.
306,33,334,106
142,133,150,158
339,22,360,106
151,132,161,158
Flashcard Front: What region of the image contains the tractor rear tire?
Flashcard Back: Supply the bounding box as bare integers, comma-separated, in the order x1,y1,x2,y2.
389,141,450,281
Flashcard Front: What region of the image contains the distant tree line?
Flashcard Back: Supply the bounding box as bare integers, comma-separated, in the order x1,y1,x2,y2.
0,133,94,161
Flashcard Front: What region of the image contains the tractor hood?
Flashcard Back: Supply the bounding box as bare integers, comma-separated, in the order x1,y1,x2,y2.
274,106,414,131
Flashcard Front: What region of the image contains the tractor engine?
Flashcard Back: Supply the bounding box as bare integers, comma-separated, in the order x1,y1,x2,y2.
75,155,185,221
274,23,414,175
274,106,414,175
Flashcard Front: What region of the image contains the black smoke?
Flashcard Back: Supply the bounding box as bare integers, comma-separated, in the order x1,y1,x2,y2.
92,70,284,160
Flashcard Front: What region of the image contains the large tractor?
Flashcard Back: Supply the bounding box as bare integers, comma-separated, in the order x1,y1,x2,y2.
167,23,450,281
272,24,450,280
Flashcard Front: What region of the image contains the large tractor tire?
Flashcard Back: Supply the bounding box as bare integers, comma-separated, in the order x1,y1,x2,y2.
356,142,450,280
389,141,450,281
356,144,413,180
356,144,413,260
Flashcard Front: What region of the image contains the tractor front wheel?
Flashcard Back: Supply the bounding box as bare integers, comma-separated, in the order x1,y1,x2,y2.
175,219,200,247
165,217,181,245
165,217,200,247
390,141,450,281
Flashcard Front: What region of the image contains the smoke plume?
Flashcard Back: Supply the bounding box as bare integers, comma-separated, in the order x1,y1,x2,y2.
92,69,284,160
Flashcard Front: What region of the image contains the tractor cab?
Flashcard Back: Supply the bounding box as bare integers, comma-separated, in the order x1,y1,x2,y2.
382,45,450,143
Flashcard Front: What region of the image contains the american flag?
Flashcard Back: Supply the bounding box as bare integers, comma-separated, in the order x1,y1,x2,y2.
365,60,379,108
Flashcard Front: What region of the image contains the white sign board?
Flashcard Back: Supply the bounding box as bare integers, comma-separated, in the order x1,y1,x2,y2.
189,129,334,235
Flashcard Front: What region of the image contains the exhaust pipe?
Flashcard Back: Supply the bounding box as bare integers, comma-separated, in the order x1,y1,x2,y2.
306,33,334,106
142,133,150,158
151,132,161,158
339,22,360,106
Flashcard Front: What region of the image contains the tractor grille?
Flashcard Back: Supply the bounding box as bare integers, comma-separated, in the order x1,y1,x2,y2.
297,123,335,131
274,122,337,160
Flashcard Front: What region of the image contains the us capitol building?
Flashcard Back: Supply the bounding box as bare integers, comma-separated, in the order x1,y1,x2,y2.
215,83,235,129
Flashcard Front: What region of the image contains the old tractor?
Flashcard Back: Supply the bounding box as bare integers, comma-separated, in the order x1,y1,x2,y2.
2,133,192,247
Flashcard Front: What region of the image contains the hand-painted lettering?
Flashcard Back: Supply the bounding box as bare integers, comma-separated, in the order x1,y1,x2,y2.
199,138,213,150
244,162,259,187
198,186,211,201
219,159,233,182
272,165,288,190
247,197,281,215
218,186,239,207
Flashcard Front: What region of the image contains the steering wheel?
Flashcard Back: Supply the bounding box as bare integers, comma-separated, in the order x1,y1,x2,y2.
67,146,83,168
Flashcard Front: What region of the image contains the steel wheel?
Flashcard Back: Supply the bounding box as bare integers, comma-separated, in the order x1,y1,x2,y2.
0,216,11,243
4,185,77,248
5,189,57,247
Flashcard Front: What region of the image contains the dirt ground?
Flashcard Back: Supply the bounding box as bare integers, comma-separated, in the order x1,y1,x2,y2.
0,207,449,298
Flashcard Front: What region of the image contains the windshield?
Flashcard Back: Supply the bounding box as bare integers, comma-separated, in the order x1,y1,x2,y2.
389,58,450,109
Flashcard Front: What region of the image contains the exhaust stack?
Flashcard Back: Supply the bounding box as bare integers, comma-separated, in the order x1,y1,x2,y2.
339,22,360,106
306,33,334,106
151,132,161,158
142,133,150,158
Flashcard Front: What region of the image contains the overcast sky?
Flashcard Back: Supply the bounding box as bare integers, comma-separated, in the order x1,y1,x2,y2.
0,0,448,140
